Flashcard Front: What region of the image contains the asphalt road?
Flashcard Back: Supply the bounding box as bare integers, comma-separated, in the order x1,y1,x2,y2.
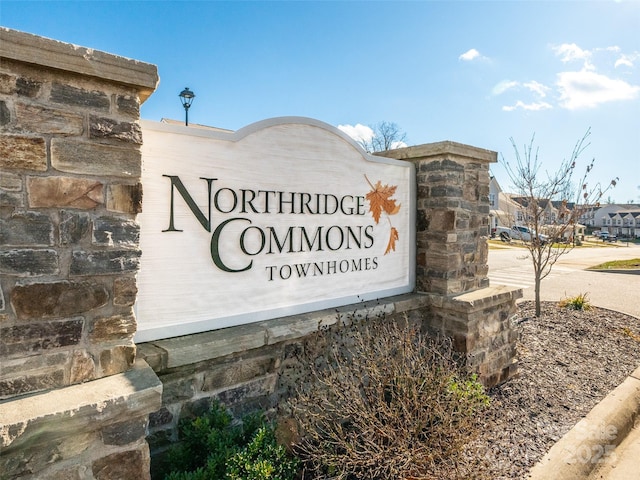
487,241,640,318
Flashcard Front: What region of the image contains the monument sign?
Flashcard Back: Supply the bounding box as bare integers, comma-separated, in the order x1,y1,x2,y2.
136,118,415,341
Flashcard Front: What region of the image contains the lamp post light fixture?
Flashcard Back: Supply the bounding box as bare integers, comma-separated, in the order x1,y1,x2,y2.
179,87,195,126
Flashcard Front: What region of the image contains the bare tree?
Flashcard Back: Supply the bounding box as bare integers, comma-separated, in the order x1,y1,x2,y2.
359,121,407,153
502,128,617,316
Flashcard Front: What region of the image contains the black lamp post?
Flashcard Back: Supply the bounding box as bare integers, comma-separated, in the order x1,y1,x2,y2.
179,87,195,126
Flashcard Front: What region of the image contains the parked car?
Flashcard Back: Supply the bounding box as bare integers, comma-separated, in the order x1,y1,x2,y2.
601,232,617,242
592,230,602,237
492,225,549,244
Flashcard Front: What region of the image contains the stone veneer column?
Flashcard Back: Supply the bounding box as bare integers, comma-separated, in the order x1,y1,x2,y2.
377,142,522,387
0,28,161,479
379,141,493,294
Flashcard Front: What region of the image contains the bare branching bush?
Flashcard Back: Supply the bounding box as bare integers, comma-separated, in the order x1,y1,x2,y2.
287,317,491,480
502,128,617,316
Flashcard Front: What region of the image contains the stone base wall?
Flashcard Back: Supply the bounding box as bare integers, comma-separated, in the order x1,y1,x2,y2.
141,295,426,472
140,291,520,475
424,285,522,387
0,360,161,480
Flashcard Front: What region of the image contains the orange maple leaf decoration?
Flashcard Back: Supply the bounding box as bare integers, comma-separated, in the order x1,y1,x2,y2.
365,179,401,223
385,227,399,254
365,175,401,255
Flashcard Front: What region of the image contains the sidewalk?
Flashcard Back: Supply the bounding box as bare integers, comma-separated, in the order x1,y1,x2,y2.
528,367,640,480
490,243,640,478
588,423,640,479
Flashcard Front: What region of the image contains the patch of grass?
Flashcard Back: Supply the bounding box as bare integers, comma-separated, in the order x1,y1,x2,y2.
559,293,592,311
589,258,640,270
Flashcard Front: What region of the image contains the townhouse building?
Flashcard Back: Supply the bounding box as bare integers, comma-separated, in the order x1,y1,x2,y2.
580,204,640,238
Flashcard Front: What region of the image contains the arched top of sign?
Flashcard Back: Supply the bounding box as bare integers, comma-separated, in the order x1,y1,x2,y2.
137,117,415,342
237,117,367,153
147,116,402,168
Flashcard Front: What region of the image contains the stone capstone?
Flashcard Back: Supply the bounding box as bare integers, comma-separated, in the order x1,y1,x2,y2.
0,360,161,478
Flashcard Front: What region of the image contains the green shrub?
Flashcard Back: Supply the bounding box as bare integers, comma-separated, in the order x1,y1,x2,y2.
447,373,491,413
227,426,300,480
559,292,591,311
163,402,299,480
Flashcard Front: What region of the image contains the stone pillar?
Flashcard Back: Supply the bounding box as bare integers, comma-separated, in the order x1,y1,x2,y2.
0,28,161,478
378,142,522,387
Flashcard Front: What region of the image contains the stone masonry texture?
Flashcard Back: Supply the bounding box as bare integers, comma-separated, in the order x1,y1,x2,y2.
0,44,147,399
377,142,520,387
0,27,159,480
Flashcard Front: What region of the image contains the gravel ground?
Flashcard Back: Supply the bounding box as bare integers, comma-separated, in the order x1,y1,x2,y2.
466,301,640,479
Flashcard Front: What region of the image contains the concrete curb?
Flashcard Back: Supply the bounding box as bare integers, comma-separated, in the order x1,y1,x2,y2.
528,366,640,480
586,269,640,275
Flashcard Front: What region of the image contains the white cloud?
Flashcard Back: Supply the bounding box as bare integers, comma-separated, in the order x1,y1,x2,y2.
498,43,640,111
390,140,408,149
615,56,634,68
492,80,551,99
523,81,551,98
553,43,592,63
494,79,552,111
492,80,519,95
556,69,640,109
459,48,481,61
614,52,640,68
337,123,374,144
502,101,553,112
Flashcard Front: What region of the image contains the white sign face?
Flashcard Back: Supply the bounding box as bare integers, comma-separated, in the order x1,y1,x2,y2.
135,118,415,342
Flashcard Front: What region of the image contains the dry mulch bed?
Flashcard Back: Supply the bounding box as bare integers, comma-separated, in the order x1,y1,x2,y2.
466,301,640,479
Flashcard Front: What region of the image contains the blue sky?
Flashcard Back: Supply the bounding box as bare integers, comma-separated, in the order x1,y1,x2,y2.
3,1,639,203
